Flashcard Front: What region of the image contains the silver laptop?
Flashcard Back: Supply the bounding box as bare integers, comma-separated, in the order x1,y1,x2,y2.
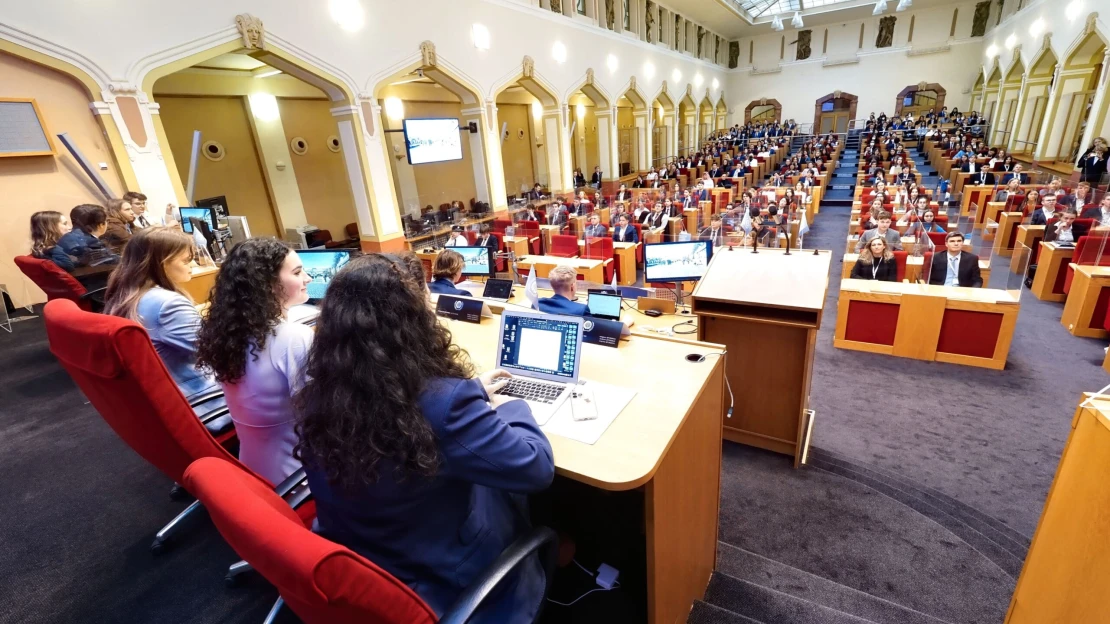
493,310,584,425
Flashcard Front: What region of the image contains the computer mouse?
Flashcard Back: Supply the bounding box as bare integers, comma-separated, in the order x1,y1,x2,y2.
644,309,663,317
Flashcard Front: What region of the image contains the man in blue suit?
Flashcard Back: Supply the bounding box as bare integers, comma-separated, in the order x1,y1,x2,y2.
537,265,588,316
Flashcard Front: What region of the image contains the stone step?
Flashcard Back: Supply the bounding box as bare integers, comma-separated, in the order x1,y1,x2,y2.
705,573,878,624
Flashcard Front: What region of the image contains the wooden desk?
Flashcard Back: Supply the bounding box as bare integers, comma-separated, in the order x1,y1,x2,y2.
691,248,831,466
1006,395,1110,623
834,279,1019,370
1010,225,1044,275
1030,243,1074,302
515,255,604,283
1060,265,1110,338
182,266,218,304
993,212,1024,257
442,315,724,624
502,235,532,259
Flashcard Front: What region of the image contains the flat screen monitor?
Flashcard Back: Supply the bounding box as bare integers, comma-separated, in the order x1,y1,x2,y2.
403,118,463,165
453,246,494,278
179,207,216,234
296,249,352,301
643,240,713,283
586,292,622,321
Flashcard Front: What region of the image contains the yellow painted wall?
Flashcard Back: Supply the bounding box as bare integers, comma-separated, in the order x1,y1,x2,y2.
157,96,280,238
0,51,125,306
580,106,599,174
388,100,478,208
498,103,535,196
277,98,358,238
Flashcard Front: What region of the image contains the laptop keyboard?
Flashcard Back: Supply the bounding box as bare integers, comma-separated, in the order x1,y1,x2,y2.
495,378,565,404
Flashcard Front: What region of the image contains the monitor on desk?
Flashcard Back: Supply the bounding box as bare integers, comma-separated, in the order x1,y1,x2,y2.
453,246,495,278
586,292,622,321
296,249,352,301
180,207,216,234
644,240,713,283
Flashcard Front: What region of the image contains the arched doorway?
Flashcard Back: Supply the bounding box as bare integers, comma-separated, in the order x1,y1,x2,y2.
492,59,566,191
1040,21,1108,164
814,92,857,134
894,83,946,117
567,70,614,185
993,57,1025,147
745,98,782,124
677,91,697,156
617,80,648,175
1011,41,1057,156
983,64,1002,123
969,72,986,117
698,95,714,143
651,87,676,169
715,96,728,132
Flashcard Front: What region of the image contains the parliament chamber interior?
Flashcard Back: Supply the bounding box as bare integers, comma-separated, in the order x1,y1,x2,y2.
3,0,1110,622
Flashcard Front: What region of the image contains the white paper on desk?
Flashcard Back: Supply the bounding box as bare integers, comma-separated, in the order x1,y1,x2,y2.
541,379,636,445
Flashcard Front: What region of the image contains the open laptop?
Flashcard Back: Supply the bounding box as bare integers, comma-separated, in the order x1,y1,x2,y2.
482,278,515,302
586,291,622,321
493,310,584,425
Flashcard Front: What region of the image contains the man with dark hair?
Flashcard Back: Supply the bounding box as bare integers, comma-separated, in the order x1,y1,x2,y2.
928,231,982,288
1042,207,1088,245
52,204,119,274
123,191,157,227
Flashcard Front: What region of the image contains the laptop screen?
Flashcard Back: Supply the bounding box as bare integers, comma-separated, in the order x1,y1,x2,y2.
586,292,622,320
296,249,352,300
482,278,514,300
499,313,581,382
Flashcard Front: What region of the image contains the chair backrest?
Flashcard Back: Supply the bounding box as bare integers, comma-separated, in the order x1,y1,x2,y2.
1075,231,1110,266
43,299,241,484
517,220,540,234
551,234,579,255
922,251,934,282
892,251,908,282
184,457,437,624
14,255,89,308
492,219,511,234
584,237,613,260
934,214,949,228
927,231,947,247
344,223,359,240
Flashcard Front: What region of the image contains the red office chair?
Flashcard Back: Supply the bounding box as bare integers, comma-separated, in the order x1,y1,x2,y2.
927,231,947,248
184,456,559,624
14,255,99,311
42,299,311,556
582,237,615,284
492,219,512,234
323,224,360,249
1065,229,1110,293
549,235,579,258
934,214,950,229
893,250,909,282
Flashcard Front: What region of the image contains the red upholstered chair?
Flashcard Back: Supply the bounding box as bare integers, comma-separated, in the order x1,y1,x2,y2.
1065,229,1110,293
582,237,615,283
933,214,950,229
632,223,644,262
927,231,947,248
14,255,98,311
324,224,360,249
42,299,311,556
492,219,511,234
549,234,579,258
465,231,478,245
892,251,909,282
183,456,559,624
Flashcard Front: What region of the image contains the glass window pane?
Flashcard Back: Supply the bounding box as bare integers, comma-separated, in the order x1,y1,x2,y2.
623,0,630,28
577,0,586,15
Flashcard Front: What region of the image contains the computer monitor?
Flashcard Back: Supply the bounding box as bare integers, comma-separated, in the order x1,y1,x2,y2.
179,207,216,234
497,310,583,384
586,292,622,321
296,249,352,301
643,240,713,283
453,246,495,278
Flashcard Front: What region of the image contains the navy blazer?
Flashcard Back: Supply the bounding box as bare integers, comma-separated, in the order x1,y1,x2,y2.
429,278,470,297
307,378,554,622
612,224,639,243
537,293,588,317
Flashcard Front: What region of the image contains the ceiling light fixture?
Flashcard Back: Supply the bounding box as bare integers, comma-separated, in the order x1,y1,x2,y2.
771,15,784,31
552,41,567,63
328,0,365,32
643,61,655,79
471,24,490,50
1029,18,1045,38
712,78,720,90
1065,0,1083,21
252,68,282,79
694,73,704,88
873,0,888,16
607,54,619,73
672,69,682,83
985,44,999,58
1005,33,1017,49
791,12,804,28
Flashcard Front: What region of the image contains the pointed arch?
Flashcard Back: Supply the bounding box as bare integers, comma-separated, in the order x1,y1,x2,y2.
1028,39,1059,77
985,60,1002,87
370,50,484,107
1062,14,1109,69
617,77,649,111
744,98,783,123
565,69,612,109
489,58,561,109
651,83,676,113
1003,53,1026,83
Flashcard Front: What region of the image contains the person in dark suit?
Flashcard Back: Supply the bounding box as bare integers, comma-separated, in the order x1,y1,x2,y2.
729,163,746,178
680,189,696,212
589,166,602,188
519,203,541,222
1081,194,1110,226
297,254,553,623
632,174,646,188
970,169,996,186
583,213,607,239
928,232,983,287
474,224,499,251
708,163,722,178
1001,164,1028,184
1030,193,1058,226
547,202,569,227
572,168,586,188
612,214,639,243
527,183,545,200
850,237,898,281
699,215,727,248
1077,145,1108,184
537,265,589,316
1042,207,1089,245
428,250,471,297
644,202,668,231
614,184,632,204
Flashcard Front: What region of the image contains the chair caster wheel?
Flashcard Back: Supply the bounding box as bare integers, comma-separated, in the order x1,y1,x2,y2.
169,483,188,501
150,539,167,556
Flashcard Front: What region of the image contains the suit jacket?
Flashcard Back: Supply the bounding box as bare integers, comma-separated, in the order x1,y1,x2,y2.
644,212,667,230
1077,151,1108,182
615,191,631,203
1001,172,1028,184
970,171,996,186
699,227,726,248
548,208,568,227
1030,209,1053,226
856,228,903,253
928,251,983,287
475,234,499,251
573,173,586,187
708,167,722,177
612,224,639,243
583,224,608,239
1081,207,1109,223
590,172,602,186
537,293,589,317
306,377,553,622
429,277,471,297
519,211,539,222
1042,220,1090,244
850,257,898,282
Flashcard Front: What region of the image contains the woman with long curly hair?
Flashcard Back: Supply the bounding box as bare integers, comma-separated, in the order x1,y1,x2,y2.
29,211,71,260
196,238,312,484
295,254,553,623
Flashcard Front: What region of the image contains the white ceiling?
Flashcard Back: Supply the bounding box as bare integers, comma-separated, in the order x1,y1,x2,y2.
664,0,961,38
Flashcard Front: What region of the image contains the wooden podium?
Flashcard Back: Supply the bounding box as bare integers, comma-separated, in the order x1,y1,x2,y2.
691,248,832,466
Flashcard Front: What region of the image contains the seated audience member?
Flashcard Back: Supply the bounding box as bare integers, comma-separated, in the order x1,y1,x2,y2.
103,226,228,424
644,202,668,232
904,209,945,237
750,216,776,247
537,265,588,316
474,224,498,250
1031,193,1058,226
928,231,983,288
1001,163,1028,184
969,167,996,186
612,214,638,243
519,203,541,222
445,225,469,247
196,238,314,485
548,202,569,227
528,183,545,200
572,167,586,188
856,210,903,252
1039,177,1065,200
1062,181,1092,209
632,174,646,188
994,178,1021,203
1017,191,1040,217
615,183,631,203
295,254,553,622
428,250,471,297
1042,207,1088,245
1081,194,1110,226
583,213,607,239
124,192,157,228
101,198,137,253
700,215,726,248
29,210,71,264
851,237,898,282
53,204,120,274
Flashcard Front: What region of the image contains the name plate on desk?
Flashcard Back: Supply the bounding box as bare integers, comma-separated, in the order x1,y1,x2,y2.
582,316,623,348
436,296,484,324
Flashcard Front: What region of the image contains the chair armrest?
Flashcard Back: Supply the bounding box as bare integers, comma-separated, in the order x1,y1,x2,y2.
186,389,224,409
197,406,230,426
438,526,559,624
80,286,108,301
275,466,312,512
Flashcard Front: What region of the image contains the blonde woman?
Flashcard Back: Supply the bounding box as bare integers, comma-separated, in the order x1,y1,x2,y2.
850,237,898,282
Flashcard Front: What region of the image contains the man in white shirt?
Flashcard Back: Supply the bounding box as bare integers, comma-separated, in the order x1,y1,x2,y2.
1081,194,1110,226
444,226,468,247
126,192,163,228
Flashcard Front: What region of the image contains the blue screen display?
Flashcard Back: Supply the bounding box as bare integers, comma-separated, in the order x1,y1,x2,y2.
297,250,351,300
